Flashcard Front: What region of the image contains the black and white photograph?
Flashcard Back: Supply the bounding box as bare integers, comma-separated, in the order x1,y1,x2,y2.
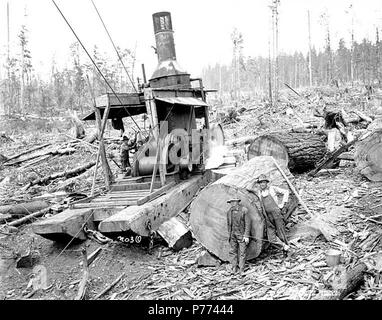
1,0,382,308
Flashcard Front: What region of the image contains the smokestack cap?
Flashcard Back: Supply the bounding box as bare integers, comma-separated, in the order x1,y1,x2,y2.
153,12,173,33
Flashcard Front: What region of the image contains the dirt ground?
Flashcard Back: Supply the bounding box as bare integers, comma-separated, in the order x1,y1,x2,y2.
1,86,382,300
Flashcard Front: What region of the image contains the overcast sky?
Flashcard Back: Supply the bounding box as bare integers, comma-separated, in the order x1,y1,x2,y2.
0,0,382,80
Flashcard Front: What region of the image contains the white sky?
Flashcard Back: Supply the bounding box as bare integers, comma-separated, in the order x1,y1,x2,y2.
0,0,382,80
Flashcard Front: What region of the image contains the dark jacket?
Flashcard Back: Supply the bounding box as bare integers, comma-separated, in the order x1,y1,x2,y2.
227,205,251,242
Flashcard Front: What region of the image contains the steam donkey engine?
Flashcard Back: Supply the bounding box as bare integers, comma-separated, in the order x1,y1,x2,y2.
131,12,214,179
84,11,222,181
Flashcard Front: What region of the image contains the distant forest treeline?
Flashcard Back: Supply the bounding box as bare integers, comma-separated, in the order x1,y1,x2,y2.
0,25,136,117
1,23,382,117
202,36,382,98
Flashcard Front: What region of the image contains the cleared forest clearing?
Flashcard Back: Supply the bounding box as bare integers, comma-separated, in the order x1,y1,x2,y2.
1,85,382,300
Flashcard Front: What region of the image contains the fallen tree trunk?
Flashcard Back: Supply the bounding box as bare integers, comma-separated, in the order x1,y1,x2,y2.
3,143,51,164
247,132,326,173
7,208,51,227
189,156,296,262
69,110,86,139
0,201,50,216
24,161,96,190
354,130,382,181
5,147,76,167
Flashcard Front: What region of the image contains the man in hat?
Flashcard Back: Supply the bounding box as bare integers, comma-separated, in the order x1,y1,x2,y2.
253,174,290,253
120,135,136,174
226,198,251,275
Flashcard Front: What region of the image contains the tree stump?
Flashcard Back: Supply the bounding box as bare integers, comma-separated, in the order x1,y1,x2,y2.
354,130,382,181
247,132,327,173
189,156,295,262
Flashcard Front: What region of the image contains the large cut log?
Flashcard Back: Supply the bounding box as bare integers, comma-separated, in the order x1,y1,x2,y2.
99,174,210,237
247,132,326,173
157,217,193,251
189,156,295,262
354,130,382,181
0,201,49,216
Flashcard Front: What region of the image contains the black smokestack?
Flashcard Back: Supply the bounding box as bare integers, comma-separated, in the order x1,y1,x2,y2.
152,12,176,63
150,12,190,88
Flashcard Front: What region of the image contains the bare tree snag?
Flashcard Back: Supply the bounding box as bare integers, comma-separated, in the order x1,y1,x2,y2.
355,130,382,181
69,110,86,139
248,132,326,173
189,156,295,262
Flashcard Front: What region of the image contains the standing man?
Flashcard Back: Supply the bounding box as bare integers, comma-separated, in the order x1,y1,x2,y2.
226,199,251,276
256,174,290,252
120,135,132,174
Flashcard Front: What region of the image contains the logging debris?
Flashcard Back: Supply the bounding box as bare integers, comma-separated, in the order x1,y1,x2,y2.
2,86,382,300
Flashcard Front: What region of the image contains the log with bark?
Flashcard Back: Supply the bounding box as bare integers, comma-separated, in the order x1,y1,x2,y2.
24,161,96,190
189,156,296,262
2,143,51,164
7,208,51,227
0,201,50,216
247,132,326,173
354,130,382,181
5,147,76,167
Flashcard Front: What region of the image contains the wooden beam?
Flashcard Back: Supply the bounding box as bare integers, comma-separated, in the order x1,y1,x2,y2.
110,181,161,192
32,208,94,241
99,174,210,236
87,77,112,195
137,182,176,206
